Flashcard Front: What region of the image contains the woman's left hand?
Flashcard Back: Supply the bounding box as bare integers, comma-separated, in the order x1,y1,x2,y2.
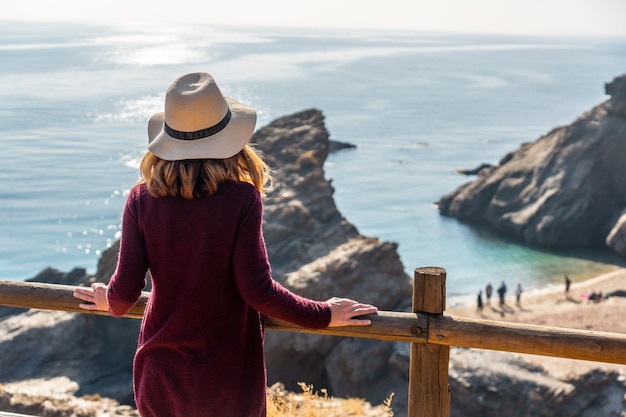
73,283,109,312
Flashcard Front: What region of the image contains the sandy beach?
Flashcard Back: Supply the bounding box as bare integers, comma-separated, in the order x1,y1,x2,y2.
446,268,626,378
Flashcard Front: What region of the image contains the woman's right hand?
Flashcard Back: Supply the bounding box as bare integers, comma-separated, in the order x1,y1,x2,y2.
325,297,378,327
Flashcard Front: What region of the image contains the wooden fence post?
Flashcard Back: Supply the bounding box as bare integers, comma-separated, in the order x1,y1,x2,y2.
408,267,451,417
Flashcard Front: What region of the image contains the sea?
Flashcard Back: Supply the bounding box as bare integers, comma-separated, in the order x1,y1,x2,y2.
2,20,626,303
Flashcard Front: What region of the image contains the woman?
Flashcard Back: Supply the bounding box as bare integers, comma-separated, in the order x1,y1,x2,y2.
73,72,377,417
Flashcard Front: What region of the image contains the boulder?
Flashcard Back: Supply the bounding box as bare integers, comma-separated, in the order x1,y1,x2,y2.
448,349,626,417
264,236,411,405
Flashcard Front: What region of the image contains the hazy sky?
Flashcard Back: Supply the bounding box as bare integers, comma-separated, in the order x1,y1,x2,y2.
2,0,626,37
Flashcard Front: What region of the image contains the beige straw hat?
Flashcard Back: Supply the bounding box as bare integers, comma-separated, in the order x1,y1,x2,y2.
147,72,257,161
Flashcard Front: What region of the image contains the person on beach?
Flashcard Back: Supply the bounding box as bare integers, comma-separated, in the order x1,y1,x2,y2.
497,281,507,306
476,290,484,313
515,283,523,307
485,282,493,306
588,291,604,303
565,275,572,298
73,72,378,417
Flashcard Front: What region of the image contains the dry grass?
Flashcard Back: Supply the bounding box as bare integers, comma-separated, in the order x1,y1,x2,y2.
1,379,393,417
267,382,394,417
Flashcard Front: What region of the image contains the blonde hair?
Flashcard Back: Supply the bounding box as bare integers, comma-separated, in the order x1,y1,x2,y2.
140,144,272,199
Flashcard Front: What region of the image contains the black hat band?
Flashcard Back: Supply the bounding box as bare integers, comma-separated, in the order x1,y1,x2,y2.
164,108,232,141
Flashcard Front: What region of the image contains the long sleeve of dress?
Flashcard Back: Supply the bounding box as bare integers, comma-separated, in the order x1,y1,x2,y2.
233,189,331,329
106,187,149,317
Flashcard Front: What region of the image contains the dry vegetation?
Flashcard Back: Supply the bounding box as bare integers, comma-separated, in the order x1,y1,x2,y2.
267,383,394,417
0,379,394,417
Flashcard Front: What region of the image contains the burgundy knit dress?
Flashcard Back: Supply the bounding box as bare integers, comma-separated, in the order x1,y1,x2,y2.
106,181,331,417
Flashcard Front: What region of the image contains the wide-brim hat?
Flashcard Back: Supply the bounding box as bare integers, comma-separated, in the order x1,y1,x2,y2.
147,72,257,160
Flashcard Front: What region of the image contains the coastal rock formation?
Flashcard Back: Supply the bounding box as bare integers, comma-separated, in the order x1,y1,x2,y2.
448,349,626,417
437,74,626,256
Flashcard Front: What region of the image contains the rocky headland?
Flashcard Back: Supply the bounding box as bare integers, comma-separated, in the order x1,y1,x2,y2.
438,74,626,256
1,103,625,416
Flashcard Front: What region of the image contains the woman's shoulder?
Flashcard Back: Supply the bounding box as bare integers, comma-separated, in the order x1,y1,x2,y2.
128,182,149,198
218,182,263,214
219,180,261,199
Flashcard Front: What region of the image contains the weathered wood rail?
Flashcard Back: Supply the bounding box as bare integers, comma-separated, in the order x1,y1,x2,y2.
1,267,625,417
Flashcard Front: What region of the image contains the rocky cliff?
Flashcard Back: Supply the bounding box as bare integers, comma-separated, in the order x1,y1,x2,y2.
438,74,626,256
1,109,624,417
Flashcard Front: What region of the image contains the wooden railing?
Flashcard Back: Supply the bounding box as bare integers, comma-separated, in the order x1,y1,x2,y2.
1,267,625,417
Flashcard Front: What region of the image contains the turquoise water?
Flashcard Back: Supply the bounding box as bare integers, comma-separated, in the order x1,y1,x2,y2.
1,21,626,298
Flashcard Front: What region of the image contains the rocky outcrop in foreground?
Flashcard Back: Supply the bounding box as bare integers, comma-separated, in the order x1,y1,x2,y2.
1,109,624,417
438,74,626,256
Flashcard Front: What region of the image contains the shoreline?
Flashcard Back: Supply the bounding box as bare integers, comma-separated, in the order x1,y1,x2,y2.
446,267,626,383
447,265,626,315
446,267,626,377
446,262,623,308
